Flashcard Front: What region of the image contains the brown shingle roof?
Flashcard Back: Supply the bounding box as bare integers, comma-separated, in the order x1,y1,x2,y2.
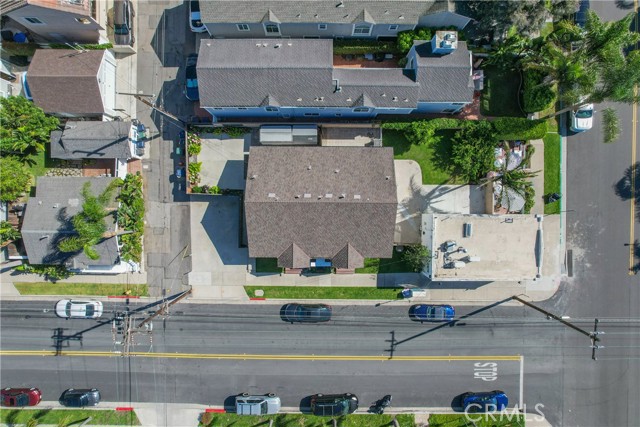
27,49,105,115
245,146,397,268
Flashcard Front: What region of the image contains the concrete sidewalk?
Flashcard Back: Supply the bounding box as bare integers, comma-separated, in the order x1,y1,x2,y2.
11,401,552,427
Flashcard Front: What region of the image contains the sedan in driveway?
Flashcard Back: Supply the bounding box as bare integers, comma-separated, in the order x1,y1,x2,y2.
55,300,103,319
59,389,100,407
409,304,455,322
1,388,41,407
462,390,508,413
185,54,199,101
570,104,594,132
280,303,332,323
189,0,206,33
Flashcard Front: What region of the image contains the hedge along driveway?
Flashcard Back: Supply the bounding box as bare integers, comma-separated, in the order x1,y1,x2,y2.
245,286,403,300
13,282,148,296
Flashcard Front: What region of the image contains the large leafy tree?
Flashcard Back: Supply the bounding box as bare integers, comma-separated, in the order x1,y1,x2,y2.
0,156,32,202
58,181,121,260
0,96,59,157
0,220,21,247
451,121,498,183
462,0,549,43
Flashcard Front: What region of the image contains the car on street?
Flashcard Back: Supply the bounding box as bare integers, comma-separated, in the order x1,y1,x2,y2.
114,0,133,46
185,54,199,101
59,389,100,407
1,388,42,407
235,393,280,415
462,390,508,413
570,104,594,132
21,73,32,101
176,167,185,179
409,304,455,322
55,300,103,319
189,0,206,33
280,303,332,323
310,393,358,416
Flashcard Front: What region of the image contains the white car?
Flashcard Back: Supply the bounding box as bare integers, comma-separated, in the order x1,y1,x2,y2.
55,300,103,319
570,104,594,132
189,0,207,33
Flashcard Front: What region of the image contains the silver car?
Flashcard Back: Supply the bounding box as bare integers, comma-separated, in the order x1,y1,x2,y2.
235,393,281,415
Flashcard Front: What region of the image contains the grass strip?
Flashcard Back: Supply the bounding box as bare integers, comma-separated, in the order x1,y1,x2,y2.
355,250,414,274
14,282,148,297
255,258,283,273
0,408,141,425
543,127,561,215
480,65,525,118
428,413,525,426
200,412,415,427
245,286,403,300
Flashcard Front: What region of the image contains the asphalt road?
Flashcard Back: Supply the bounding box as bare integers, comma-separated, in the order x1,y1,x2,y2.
557,2,640,426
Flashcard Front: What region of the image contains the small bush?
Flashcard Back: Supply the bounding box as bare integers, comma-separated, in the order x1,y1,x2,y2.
492,118,548,140
397,28,433,54
191,186,203,193
14,264,74,281
522,69,556,113
187,141,201,156
602,107,620,144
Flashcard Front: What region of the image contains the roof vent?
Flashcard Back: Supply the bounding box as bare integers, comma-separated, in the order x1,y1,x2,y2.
295,194,301,199
339,193,346,199
39,235,49,240
304,193,311,198
297,98,303,102
399,15,405,19
381,93,386,97
296,13,301,18
256,43,262,47
337,1,344,7
385,176,391,180
384,10,389,14
318,195,323,199
262,43,268,47
325,193,333,198
346,97,352,102
275,43,282,48
38,200,42,205
354,194,361,200
53,203,59,208
335,86,342,93
268,193,276,198
319,97,324,101
404,98,409,102
392,97,398,102
307,164,312,170
250,174,257,180
287,42,293,46
334,169,340,173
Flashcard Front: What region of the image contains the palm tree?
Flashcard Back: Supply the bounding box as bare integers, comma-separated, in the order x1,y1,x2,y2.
482,148,540,212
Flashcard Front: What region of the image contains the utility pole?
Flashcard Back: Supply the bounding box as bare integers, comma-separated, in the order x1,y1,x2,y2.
137,287,192,329
512,295,603,360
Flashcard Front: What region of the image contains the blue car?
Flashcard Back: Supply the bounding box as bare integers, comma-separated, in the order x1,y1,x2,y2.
21,73,32,101
462,390,508,413
184,54,199,101
409,304,455,322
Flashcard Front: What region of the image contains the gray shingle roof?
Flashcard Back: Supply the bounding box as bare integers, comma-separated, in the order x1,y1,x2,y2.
27,49,105,115
198,39,421,108
415,40,474,102
245,146,397,267
50,121,133,160
200,0,450,24
21,177,119,268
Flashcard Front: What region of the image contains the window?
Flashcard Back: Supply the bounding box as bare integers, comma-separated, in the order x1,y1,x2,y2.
265,107,278,112
352,24,371,35
318,24,327,30
389,25,398,31
264,23,280,35
23,17,45,24
237,24,250,31
353,107,370,113
75,17,91,24
442,109,457,113
452,102,466,106
237,107,248,110
304,113,320,116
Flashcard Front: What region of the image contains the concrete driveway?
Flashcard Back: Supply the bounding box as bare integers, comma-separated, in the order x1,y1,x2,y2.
188,195,249,300
197,133,250,190
394,160,486,244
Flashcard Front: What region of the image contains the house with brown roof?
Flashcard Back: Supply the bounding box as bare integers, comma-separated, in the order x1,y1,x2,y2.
245,146,397,272
24,49,117,119
1,0,102,44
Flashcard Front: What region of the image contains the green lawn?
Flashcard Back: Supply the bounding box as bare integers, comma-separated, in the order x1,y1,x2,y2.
255,258,283,273
0,409,141,425
480,64,525,117
428,413,524,427
543,123,561,215
14,282,148,296
383,130,463,185
26,143,61,178
245,286,403,300
356,250,414,274
200,412,415,427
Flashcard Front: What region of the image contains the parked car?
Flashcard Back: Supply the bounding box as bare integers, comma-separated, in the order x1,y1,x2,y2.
462,390,508,413
409,304,455,322
55,300,103,319
235,393,280,415
176,167,185,180
185,54,199,101
1,388,41,407
570,104,594,132
189,0,206,33
114,0,133,46
280,303,332,323
310,393,358,416
59,389,100,407
21,73,32,101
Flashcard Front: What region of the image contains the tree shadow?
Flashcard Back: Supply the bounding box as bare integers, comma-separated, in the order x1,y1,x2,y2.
382,130,412,155
629,240,640,275
613,162,640,219
429,129,459,181
615,0,635,9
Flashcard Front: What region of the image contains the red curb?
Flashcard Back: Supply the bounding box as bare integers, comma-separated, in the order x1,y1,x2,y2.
205,408,226,413
116,407,134,411
108,295,141,299
250,297,266,300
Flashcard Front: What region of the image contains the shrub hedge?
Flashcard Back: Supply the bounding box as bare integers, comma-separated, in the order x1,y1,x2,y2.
522,69,556,113
492,118,548,140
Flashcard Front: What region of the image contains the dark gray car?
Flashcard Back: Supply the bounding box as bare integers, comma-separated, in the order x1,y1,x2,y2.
280,303,332,323
310,393,358,416
114,0,133,46
59,389,100,407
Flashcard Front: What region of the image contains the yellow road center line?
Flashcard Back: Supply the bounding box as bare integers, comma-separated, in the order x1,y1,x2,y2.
0,350,521,361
